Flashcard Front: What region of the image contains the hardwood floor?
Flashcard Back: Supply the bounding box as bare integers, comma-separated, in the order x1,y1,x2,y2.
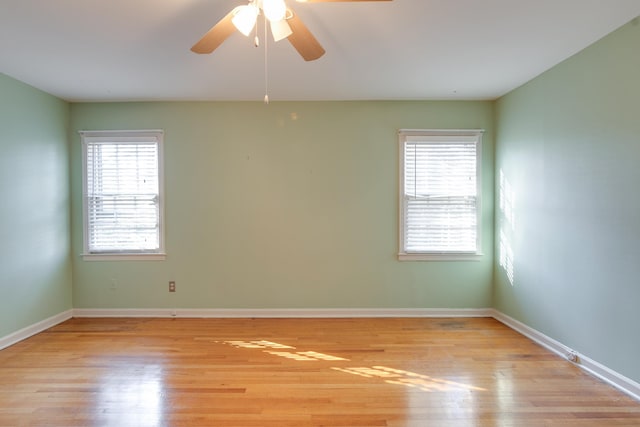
0,317,639,426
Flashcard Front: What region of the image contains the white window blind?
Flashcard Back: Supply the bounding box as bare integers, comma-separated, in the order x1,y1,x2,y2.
399,130,482,259
81,130,164,258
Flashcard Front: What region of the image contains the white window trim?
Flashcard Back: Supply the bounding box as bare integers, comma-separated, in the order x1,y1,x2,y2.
398,129,483,261
80,130,166,261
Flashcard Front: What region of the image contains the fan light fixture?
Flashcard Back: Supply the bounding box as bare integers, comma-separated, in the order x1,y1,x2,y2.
232,0,291,41
270,17,293,41
231,4,259,36
191,0,392,103
263,0,287,22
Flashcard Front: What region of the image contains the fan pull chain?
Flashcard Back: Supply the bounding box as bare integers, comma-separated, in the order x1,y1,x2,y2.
264,13,269,104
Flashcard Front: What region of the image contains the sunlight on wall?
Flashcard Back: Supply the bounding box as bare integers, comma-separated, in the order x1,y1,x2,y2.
499,169,515,285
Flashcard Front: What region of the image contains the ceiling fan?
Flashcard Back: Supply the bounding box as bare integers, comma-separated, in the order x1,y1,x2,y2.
191,0,392,62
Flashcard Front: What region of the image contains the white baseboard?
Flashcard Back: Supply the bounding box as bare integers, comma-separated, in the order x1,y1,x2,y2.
492,309,640,401
73,307,494,318
0,309,73,351
491,309,574,357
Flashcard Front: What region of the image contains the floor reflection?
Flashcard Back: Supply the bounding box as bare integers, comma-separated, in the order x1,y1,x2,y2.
333,365,485,393
496,369,515,426
224,340,295,349
96,364,165,426
266,350,348,361
221,338,486,395
222,340,349,361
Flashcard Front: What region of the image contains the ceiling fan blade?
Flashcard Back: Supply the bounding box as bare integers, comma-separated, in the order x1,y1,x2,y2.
191,10,236,54
286,11,326,61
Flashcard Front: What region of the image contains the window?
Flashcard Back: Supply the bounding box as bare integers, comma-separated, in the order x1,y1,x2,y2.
81,130,165,260
398,129,482,260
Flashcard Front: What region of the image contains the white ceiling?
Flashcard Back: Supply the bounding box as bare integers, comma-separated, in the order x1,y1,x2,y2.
1,0,639,102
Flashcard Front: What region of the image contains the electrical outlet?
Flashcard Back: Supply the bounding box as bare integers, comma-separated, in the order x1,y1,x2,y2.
169,281,176,292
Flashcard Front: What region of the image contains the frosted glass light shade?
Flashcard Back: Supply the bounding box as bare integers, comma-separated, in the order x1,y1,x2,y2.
263,0,287,22
232,5,259,36
270,19,292,42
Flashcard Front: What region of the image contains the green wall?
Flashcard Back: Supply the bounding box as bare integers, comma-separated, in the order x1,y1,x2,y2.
2,15,639,389
494,18,640,383
0,74,72,338
70,101,495,309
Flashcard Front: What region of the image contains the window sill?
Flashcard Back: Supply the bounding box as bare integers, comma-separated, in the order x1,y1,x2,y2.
398,252,483,261
82,253,166,261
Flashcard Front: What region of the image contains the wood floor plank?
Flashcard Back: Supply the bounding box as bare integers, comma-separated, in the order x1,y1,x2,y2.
0,317,638,426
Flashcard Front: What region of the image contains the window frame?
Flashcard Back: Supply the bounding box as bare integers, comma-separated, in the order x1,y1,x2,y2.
80,130,166,261
398,129,483,261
